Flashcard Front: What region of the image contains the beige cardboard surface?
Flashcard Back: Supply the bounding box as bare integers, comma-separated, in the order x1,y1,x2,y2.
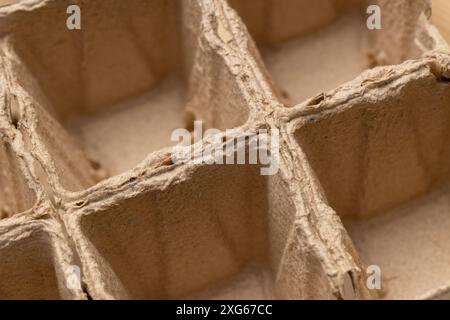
0,0,449,300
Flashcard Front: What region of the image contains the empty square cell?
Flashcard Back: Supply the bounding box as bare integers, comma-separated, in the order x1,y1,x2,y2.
0,223,70,299
7,0,185,178
229,0,432,105
295,73,450,299
77,163,297,299
4,0,251,185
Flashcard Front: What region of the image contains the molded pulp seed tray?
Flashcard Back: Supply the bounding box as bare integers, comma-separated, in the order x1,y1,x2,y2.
0,0,449,300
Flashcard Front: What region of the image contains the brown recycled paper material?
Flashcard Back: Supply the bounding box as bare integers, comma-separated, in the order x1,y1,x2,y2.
0,0,449,300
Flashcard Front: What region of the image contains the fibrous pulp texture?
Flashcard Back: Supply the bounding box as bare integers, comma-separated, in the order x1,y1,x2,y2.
0,0,449,300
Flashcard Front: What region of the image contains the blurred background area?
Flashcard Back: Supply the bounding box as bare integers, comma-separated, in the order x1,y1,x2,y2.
432,0,450,44
0,0,448,44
